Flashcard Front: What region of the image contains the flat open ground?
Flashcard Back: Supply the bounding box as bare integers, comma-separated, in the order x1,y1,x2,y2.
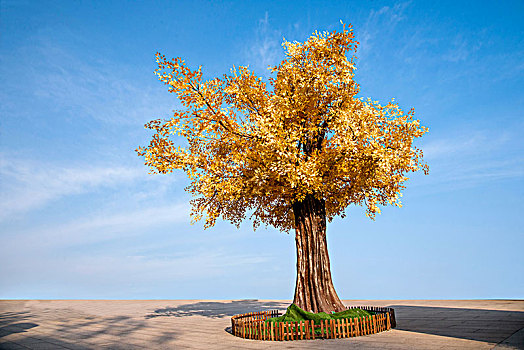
1,300,523,349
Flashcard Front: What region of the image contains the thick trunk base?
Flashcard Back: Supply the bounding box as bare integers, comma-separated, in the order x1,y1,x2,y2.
292,194,345,313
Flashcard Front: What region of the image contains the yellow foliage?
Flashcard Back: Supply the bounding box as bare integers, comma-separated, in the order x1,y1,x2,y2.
136,23,428,231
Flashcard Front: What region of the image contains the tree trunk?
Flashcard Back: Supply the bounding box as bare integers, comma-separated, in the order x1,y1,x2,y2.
292,194,346,313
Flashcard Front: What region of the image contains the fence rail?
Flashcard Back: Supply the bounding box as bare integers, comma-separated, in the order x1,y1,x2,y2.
231,306,396,341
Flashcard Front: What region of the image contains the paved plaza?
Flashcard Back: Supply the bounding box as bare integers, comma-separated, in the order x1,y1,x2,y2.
0,299,523,349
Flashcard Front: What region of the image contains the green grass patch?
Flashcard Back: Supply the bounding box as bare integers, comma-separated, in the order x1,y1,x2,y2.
266,303,374,326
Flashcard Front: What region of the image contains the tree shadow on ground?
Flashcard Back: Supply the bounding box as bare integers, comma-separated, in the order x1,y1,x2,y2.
388,305,524,344
50,313,177,345
0,322,38,338
0,308,178,349
0,311,38,338
146,299,289,319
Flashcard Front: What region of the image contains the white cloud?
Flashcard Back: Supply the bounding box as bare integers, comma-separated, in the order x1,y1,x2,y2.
0,155,148,220
0,239,275,299
56,203,189,240
421,131,508,160
414,158,524,195
0,202,190,252
0,200,276,293
106,250,271,280
245,12,283,76
358,1,410,59
1,35,175,126
0,32,188,221
413,129,523,192
442,34,482,62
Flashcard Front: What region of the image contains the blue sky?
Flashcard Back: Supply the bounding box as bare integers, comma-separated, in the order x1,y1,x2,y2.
1,0,523,300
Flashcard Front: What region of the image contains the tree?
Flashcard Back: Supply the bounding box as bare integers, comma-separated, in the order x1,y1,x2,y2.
137,24,428,313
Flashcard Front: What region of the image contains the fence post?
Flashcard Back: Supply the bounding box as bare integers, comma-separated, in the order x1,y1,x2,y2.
305,320,309,340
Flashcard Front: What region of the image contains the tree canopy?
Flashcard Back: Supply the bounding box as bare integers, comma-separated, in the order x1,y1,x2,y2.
137,24,428,232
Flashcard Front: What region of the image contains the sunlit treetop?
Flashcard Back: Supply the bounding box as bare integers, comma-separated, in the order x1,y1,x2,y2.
137,23,428,232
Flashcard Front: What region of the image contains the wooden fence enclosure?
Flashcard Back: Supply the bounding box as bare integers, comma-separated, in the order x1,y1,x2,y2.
231,306,396,341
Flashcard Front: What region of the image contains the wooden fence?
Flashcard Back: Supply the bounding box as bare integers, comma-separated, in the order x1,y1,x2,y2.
231,306,396,341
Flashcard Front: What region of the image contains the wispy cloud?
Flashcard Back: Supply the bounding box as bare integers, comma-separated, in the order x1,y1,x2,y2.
414,158,524,195
1,35,174,126
413,128,523,192
421,129,511,160
358,1,411,60
245,12,283,76
0,155,149,220
61,249,272,281
0,200,276,296
0,202,190,251
0,238,276,299
442,33,482,62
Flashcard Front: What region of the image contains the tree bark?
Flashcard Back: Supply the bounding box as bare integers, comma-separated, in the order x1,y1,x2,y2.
292,194,346,313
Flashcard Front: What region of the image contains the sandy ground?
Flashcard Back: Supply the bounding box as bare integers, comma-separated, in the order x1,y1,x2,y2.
1,299,523,349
